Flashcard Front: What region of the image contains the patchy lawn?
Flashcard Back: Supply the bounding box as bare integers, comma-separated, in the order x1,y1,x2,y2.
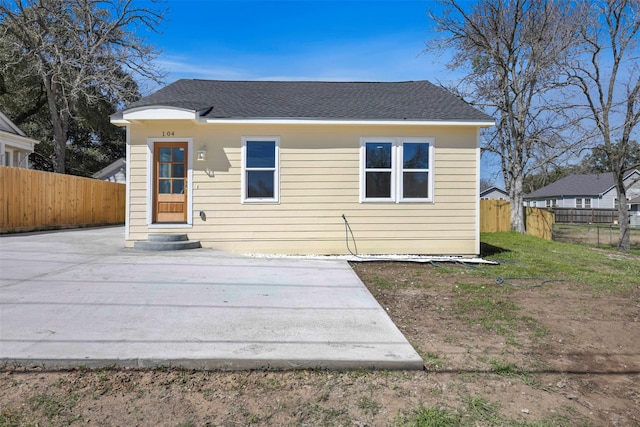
1,233,639,426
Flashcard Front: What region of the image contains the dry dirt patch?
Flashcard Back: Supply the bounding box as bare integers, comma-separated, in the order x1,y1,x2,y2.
1,262,639,426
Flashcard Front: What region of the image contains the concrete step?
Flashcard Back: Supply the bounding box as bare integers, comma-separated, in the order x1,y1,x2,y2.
134,234,201,251
147,233,189,242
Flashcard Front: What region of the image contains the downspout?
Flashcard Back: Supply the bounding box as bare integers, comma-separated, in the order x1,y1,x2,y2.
475,127,481,255
124,125,131,241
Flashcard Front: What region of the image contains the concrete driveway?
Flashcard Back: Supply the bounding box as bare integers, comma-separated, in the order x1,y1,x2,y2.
0,227,423,370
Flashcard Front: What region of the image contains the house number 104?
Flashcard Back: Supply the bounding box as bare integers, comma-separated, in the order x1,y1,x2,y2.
162,131,175,137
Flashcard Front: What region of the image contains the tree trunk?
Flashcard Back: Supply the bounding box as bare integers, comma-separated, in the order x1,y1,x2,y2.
43,75,68,174
509,174,526,233
615,179,631,252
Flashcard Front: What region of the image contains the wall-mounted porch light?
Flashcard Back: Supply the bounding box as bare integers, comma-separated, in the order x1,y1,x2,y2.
196,144,207,161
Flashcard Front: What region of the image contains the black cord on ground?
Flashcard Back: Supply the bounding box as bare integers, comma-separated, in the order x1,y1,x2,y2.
428,259,565,289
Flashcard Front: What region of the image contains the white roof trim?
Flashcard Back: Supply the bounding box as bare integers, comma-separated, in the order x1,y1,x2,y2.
0,130,39,149
122,106,199,121
113,106,495,127
201,118,495,127
601,169,640,196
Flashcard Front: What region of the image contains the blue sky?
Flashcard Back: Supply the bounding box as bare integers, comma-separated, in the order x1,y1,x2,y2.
142,0,501,183
150,0,451,84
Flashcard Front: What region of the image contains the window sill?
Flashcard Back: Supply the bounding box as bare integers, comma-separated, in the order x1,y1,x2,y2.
360,199,434,204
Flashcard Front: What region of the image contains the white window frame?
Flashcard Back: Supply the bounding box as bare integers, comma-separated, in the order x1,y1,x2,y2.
360,137,434,203
241,136,280,204
4,148,14,167
585,198,591,208
360,138,396,202
576,198,583,208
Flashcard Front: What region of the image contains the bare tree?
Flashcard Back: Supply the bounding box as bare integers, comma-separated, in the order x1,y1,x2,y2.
429,0,582,232
566,0,640,251
0,0,165,173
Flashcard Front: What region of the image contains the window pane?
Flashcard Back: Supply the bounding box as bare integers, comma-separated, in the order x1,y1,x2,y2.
173,179,184,194
159,147,171,162
403,143,429,169
365,142,392,169
159,164,170,178
365,172,391,198
173,147,185,162
172,164,185,178
158,179,171,194
403,172,429,198
247,141,275,168
247,170,274,198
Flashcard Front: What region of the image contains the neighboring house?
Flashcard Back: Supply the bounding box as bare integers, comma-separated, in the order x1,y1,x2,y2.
630,195,640,227
0,110,39,168
92,158,126,183
110,80,494,255
524,170,640,210
480,186,509,201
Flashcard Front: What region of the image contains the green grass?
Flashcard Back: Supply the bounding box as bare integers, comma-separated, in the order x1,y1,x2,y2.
395,394,568,427
27,393,82,425
480,232,639,292
440,232,638,348
451,281,549,345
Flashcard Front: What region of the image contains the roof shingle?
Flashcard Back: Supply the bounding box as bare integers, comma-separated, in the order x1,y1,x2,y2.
123,80,493,122
524,172,628,198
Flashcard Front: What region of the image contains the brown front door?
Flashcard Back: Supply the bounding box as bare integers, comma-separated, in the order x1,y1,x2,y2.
154,142,188,223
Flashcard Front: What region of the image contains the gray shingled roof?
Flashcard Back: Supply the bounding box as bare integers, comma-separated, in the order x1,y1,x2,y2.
525,172,624,198
122,80,493,122
0,110,26,136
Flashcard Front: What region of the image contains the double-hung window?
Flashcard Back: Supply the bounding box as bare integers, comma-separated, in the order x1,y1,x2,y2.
363,140,394,200
242,137,279,203
360,137,434,203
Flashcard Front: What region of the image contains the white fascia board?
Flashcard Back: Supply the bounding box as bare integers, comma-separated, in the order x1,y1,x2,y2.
0,131,39,150
122,106,199,121
200,118,495,127
110,118,129,126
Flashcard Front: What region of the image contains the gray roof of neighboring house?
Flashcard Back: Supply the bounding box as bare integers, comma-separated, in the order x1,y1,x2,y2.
92,158,125,180
120,80,494,122
0,110,27,136
524,171,638,199
480,186,508,197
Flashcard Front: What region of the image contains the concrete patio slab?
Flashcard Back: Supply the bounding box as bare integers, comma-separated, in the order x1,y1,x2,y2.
0,227,423,370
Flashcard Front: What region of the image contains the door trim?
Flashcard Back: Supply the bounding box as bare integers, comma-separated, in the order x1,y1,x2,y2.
146,138,193,227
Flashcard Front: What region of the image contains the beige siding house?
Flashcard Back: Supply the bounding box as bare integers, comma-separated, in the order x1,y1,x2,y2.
111,80,493,255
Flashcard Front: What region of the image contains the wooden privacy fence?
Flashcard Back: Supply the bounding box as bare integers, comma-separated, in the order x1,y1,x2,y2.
0,166,125,232
553,208,618,224
480,200,554,240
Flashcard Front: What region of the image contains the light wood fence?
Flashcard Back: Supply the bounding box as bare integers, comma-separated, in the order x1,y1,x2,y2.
1,166,125,232
480,200,554,240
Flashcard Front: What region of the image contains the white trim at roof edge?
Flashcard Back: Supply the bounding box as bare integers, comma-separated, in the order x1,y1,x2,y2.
112,106,204,124
0,130,39,148
109,106,495,127
201,118,495,127
602,169,640,196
